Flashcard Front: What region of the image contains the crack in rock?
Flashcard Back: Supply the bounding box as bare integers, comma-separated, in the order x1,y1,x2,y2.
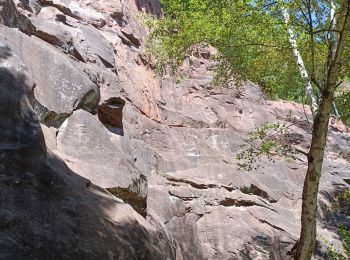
166,176,234,192
240,184,277,203
249,212,286,232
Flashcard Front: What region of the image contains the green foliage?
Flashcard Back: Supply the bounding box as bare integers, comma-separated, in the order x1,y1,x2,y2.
147,0,350,117
335,80,350,125
236,116,299,171
326,188,350,259
332,188,350,212
321,224,350,260
339,224,350,257
147,0,305,99
321,236,347,260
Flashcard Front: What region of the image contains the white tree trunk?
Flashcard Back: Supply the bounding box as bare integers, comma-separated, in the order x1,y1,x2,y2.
282,8,319,116
330,0,341,118
330,0,337,57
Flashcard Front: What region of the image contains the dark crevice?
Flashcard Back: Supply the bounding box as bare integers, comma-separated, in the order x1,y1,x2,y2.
29,93,71,128
166,177,215,190
120,30,141,47
166,176,234,192
240,184,277,203
42,1,81,21
98,55,115,69
98,97,125,136
107,187,147,218
167,124,185,128
77,89,100,114
168,191,198,201
249,212,286,232
220,198,260,207
220,198,277,212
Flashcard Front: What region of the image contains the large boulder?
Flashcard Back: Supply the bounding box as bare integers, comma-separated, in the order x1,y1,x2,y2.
56,109,144,192
0,26,100,126
0,40,177,260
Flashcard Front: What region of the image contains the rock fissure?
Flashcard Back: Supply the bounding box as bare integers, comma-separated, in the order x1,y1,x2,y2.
166,176,234,192
240,184,277,203
249,212,287,232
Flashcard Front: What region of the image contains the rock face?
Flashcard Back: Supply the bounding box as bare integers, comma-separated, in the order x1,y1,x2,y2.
0,0,349,259
0,43,176,259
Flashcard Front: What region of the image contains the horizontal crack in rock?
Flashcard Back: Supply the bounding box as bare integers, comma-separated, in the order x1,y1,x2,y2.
166,176,233,192
240,184,277,203
220,198,277,212
168,190,199,201
220,198,261,207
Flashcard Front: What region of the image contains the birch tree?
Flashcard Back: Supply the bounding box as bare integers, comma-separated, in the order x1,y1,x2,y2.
282,7,319,116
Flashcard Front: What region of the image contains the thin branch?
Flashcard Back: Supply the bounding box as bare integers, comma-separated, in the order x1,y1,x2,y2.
224,42,292,50
313,28,341,34
335,80,344,89
311,78,323,91
294,147,308,156
306,0,316,81
325,2,350,92
296,1,311,26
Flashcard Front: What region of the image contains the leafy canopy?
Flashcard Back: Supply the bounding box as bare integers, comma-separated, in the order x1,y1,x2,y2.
147,0,350,113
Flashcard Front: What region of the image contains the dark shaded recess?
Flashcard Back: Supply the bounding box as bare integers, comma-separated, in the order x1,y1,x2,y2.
121,29,141,47
240,184,277,203
320,188,350,229
238,235,294,260
98,97,125,135
282,132,305,145
99,55,115,69
19,0,42,14
219,198,257,207
315,189,350,259
135,0,162,17
107,187,147,218
0,46,176,260
1,0,36,34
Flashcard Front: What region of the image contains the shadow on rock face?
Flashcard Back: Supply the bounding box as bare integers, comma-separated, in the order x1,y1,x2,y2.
0,42,177,260
0,44,11,60
134,0,162,17
237,235,294,260
316,188,350,258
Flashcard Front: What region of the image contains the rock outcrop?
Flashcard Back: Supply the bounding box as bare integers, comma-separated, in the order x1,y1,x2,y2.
0,42,176,259
0,0,349,259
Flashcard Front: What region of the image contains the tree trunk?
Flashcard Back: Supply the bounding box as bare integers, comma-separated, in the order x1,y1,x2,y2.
294,91,333,259
281,8,319,116
294,2,350,259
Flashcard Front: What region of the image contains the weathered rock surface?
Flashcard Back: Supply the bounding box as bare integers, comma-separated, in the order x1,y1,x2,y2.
0,26,100,126
0,0,349,259
0,43,177,259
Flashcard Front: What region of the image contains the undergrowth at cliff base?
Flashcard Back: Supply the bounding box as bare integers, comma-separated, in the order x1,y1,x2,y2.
322,188,350,259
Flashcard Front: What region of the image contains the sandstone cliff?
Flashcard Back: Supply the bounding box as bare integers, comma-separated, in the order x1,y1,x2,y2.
0,0,349,259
